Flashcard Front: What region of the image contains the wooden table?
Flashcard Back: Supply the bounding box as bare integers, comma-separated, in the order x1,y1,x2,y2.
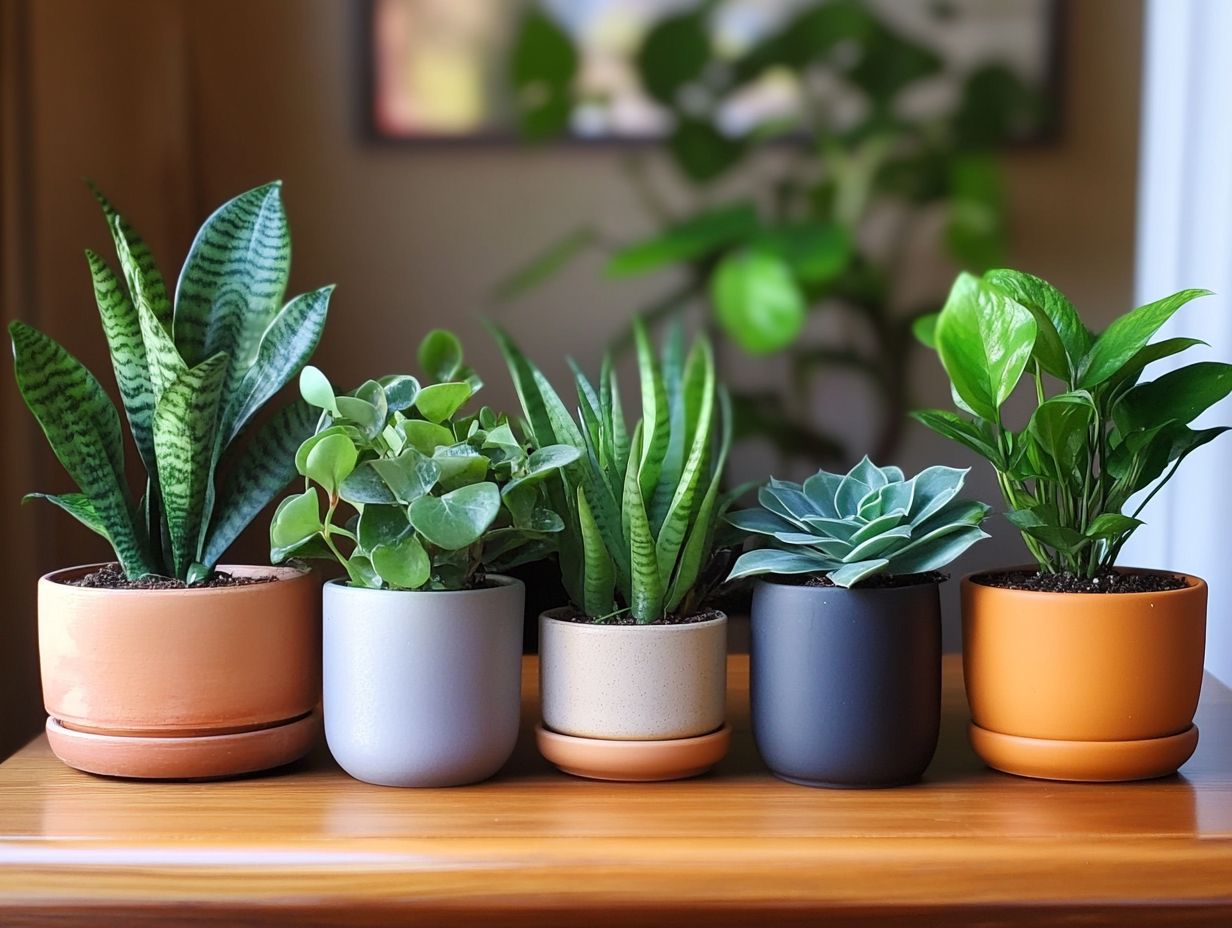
1,655,1230,927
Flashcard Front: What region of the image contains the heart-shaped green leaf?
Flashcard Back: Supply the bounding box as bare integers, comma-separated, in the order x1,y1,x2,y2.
371,447,440,502
401,418,455,454
418,330,464,382
415,382,473,423
269,487,323,562
300,432,357,495
372,533,430,590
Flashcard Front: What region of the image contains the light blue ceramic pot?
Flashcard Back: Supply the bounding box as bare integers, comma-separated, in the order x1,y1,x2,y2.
323,575,524,787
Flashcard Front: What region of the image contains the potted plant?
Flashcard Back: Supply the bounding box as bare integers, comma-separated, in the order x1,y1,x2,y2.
270,330,578,787
12,181,332,779
914,268,1231,781
726,459,989,787
494,320,736,782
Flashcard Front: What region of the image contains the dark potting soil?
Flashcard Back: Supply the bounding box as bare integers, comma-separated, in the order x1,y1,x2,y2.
973,568,1188,594
555,608,726,627
66,563,277,590
797,571,948,590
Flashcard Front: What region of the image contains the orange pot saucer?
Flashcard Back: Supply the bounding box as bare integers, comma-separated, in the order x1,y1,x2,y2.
536,723,731,782
46,710,320,780
969,721,1198,783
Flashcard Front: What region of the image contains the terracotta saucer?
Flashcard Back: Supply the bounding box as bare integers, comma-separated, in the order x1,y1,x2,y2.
46,710,320,780
969,722,1198,782
536,723,731,782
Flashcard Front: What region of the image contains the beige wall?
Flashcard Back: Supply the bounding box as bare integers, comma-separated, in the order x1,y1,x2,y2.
0,0,1142,755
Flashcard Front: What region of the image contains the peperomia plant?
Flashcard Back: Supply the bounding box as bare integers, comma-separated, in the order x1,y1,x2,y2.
913,269,1232,577
726,459,989,587
494,320,735,623
269,330,579,591
12,181,331,584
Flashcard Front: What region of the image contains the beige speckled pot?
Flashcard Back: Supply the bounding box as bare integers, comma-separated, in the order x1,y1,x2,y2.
538,609,727,740
38,563,320,778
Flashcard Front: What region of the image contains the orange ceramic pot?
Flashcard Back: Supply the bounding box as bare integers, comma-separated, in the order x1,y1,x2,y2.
38,563,321,778
962,569,1207,782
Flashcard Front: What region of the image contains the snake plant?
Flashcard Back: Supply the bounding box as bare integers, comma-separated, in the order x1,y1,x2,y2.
494,320,733,623
727,458,990,587
11,181,332,584
269,330,579,591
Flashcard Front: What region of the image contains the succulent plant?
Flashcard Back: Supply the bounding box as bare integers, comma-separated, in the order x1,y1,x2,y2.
269,330,579,591
11,181,331,584
493,319,734,623
914,268,1232,576
726,458,990,588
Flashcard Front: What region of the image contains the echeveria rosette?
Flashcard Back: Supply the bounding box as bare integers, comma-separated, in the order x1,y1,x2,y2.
913,268,1232,577
269,329,579,592
726,458,990,588
11,181,331,584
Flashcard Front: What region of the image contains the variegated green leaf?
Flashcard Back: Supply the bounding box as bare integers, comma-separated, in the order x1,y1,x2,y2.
153,352,228,577
23,492,110,542
220,284,333,444
112,222,186,403
578,486,615,617
622,421,663,622
174,182,290,371
90,182,171,329
634,318,670,508
86,249,157,472
202,398,320,568
10,321,154,576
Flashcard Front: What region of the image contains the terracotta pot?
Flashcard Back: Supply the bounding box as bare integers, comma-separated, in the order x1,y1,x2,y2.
535,609,728,781
39,563,320,778
962,568,1206,781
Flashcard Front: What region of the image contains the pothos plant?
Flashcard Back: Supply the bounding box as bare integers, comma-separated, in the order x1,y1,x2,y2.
269,330,579,591
501,0,1044,464
494,319,735,623
12,181,331,584
913,269,1232,578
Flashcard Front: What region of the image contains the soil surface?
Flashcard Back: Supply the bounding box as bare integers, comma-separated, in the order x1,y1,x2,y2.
973,568,1188,594
799,571,948,590
554,608,726,626
67,564,277,590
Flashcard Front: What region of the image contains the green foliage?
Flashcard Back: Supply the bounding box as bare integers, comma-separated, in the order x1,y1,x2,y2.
502,2,1045,464
12,182,331,583
727,459,989,587
913,268,1229,577
270,331,578,591
493,319,734,623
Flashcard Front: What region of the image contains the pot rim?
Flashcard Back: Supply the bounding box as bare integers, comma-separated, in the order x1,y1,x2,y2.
754,574,946,592
962,565,1206,600
323,573,522,598
540,606,727,631
39,562,312,596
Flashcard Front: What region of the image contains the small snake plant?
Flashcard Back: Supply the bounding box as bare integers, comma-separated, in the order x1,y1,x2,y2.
12,182,331,584
726,458,990,588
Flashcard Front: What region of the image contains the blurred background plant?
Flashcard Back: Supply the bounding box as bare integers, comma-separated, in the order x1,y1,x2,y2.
496,0,1046,467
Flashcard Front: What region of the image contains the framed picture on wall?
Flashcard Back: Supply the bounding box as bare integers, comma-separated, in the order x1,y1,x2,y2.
362,0,1061,143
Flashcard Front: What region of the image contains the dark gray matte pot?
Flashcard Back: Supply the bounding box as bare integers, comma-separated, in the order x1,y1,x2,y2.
750,577,941,788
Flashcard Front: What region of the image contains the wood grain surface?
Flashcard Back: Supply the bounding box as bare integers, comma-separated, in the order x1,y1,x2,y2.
1,655,1230,927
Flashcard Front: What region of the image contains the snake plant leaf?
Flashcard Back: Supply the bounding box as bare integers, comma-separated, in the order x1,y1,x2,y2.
204,398,320,567
409,481,502,550
23,492,110,542
371,533,431,590
10,321,154,576
89,182,171,329
578,486,616,616
86,250,158,473
221,285,333,445
601,355,631,478
633,318,670,511
152,352,228,578
623,426,664,621
174,182,290,369
112,224,187,406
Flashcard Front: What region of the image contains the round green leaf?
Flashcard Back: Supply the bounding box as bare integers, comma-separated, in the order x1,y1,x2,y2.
711,250,806,354
418,330,464,382
401,418,455,454
408,482,501,551
299,366,337,415
359,503,413,553
301,433,358,495
380,374,420,412
414,382,473,423
372,534,430,590
269,487,323,562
